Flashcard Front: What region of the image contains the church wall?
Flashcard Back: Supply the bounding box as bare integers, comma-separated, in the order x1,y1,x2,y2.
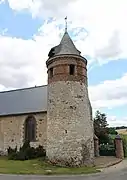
0,112,47,153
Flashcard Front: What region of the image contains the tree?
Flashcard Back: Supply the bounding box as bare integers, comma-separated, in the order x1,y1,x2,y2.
108,127,118,135
94,110,109,144
116,126,127,130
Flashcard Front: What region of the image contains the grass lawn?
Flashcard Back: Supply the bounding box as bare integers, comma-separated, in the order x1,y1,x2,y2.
0,157,100,175
110,134,116,140
121,134,127,139
121,134,127,157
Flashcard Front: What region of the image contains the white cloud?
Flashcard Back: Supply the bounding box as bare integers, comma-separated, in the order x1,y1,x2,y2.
0,35,47,89
1,0,127,66
0,20,63,90
0,0,4,4
95,31,122,64
107,116,127,127
89,73,127,109
91,113,127,127
4,0,77,18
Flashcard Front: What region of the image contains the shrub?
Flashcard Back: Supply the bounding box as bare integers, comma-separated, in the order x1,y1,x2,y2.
16,151,27,161
8,152,17,160
20,140,30,151
7,141,46,161
8,146,17,155
35,145,46,158
25,147,36,159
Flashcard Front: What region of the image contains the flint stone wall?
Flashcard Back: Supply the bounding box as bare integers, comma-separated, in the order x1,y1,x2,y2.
47,81,94,166
0,112,47,153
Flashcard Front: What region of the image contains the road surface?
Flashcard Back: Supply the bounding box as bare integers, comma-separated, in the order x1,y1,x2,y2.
0,169,126,180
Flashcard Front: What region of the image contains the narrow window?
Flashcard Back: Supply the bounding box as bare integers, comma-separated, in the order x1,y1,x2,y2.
69,65,75,75
24,115,36,142
50,68,53,78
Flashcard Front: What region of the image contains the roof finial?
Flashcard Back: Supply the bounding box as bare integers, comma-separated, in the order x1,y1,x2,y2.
65,16,67,32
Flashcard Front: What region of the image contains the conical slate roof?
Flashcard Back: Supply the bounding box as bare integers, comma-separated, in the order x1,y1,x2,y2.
48,31,81,58
57,31,81,55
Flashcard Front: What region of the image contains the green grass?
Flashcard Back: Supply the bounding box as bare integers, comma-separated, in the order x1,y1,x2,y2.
121,134,127,139
0,157,100,175
121,134,127,157
109,134,116,140
110,134,127,140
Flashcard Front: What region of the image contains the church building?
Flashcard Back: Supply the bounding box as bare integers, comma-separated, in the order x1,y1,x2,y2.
0,27,94,166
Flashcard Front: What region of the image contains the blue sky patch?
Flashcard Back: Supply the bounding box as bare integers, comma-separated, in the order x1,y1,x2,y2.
88,58,127,85
0,2,42,39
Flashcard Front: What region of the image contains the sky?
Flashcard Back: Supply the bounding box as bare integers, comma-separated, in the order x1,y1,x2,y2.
0,0,127,127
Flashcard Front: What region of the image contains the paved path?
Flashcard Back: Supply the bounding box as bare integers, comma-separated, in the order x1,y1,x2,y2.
94,156,122,168
0,160,127,180
0,171,127,180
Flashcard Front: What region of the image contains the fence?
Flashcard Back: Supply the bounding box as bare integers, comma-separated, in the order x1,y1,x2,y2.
99,143,115,156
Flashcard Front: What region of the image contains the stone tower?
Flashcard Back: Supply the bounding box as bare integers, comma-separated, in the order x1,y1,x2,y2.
46,28,94,166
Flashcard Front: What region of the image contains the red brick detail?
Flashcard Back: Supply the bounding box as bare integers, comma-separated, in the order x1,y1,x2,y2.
46,55,87,84
115,139,124,159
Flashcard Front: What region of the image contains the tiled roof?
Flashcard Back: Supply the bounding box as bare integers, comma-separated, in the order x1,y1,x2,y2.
0,85,47,116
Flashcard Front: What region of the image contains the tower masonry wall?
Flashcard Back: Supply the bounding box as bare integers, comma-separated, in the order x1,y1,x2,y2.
47,55,87,84
47,81,94,166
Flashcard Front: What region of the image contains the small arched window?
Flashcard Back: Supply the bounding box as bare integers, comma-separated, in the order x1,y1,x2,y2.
24,115,36,142
69,64,75,75
50,68,53,78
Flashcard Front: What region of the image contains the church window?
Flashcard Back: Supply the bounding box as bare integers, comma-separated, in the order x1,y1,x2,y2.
24,115,36,142
69,64,75,75
50,68,53,78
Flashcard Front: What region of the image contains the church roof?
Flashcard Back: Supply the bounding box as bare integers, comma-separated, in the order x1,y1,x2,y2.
0,85,47,117
48,31,81,58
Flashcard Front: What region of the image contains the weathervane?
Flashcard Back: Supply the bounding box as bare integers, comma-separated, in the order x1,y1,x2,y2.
65,16,67,32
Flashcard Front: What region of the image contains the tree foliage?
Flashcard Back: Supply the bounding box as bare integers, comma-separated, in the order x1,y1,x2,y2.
108,127,118,135
116,126,127,130
94,110,109,144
